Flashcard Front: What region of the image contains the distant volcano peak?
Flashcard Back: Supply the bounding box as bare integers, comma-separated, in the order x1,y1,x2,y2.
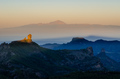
48,20,66,25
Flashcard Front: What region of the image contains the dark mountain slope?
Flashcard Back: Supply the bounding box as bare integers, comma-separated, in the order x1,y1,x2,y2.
0,41,105,78
97,49,120,71
50,71,120,79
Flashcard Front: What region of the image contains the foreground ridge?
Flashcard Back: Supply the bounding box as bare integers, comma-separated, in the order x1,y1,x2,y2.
0,40,105,78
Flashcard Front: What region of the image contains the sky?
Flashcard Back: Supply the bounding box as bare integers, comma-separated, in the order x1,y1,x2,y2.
0,0,120,28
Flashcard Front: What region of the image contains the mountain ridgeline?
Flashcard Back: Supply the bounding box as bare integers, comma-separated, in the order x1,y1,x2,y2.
41,37,120,62
42,37,120,53
0,40,105,78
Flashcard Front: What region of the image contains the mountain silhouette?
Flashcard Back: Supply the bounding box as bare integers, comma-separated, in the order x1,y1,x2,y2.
41,37,120,62
48,20,66,25
42,37,120,53
0,39,104,78
1,22,120,43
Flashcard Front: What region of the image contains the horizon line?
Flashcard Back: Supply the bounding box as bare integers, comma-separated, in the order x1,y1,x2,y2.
1,20,120,29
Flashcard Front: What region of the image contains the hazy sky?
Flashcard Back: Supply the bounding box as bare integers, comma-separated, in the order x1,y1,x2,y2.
0,0,120,28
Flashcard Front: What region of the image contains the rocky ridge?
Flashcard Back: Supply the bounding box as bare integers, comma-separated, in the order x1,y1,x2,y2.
0,40,105,78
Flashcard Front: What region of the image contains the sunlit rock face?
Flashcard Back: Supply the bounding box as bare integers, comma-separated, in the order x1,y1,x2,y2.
20,34,32,43
27,34,32,43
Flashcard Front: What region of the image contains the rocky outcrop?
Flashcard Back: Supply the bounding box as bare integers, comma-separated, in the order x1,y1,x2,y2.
0,42,12,63
20,34,32,43
98,48,106,56
97,48,120,71
56,47,104,71
0,42,10,50
87,47,93,56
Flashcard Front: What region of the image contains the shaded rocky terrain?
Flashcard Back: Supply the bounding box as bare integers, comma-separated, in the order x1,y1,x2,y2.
0,41,104,79
50,71,120,79
97,48,120,71
41,37,120,62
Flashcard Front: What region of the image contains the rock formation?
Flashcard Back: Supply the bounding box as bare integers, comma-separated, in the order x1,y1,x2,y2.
20,34,32,43
97,48,120,71
87,47,94,56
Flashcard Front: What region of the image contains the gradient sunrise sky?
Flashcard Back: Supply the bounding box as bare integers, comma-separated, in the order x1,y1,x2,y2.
0,0,120,28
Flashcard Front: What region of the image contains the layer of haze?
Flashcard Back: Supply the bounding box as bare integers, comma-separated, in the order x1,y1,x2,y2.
1,0,120,28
